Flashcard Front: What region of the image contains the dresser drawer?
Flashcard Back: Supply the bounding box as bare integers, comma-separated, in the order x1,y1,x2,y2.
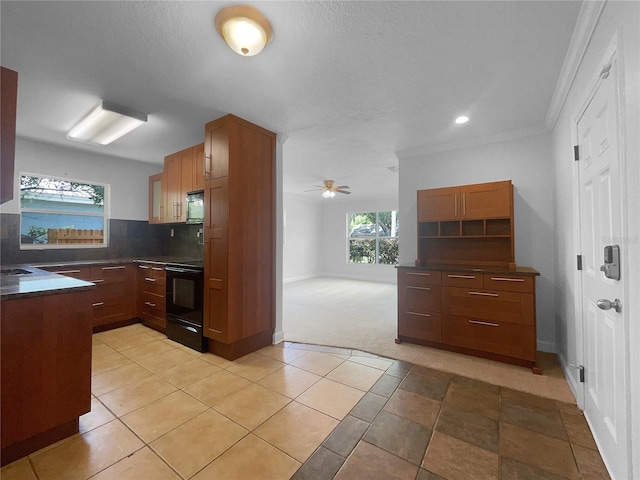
401,285,441,313
442,271,483,288
399,311,441,343
442,314,535,361
399,269,441,287
483,274,534,293
441,286,534,326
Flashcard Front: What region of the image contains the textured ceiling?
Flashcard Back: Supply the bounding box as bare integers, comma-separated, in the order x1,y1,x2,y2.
0,1,581,201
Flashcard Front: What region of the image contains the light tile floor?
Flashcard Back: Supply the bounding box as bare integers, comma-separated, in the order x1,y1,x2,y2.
2,323,609,480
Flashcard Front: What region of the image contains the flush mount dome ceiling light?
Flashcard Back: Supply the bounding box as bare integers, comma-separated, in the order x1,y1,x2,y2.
455,115,469,124
67,101,147,146
214,5,273,56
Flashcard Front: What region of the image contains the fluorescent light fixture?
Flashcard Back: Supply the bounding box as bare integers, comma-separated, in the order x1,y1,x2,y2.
67,101,147,146
215,5,273,56
455,115,469,124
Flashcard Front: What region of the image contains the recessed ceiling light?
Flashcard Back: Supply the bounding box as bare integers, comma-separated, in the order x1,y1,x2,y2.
455,115,469,124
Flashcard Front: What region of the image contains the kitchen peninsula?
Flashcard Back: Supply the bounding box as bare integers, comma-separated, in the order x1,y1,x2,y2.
0,267,95,465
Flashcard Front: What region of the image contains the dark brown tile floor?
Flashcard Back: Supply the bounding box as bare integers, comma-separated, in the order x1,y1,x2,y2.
292,354,609,480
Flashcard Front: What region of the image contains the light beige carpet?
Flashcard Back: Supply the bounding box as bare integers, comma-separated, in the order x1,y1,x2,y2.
283,277,576,404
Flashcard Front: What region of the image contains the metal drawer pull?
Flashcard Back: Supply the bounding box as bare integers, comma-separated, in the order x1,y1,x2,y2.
138,265,149,269
407,286,430,291
468,291,499,297
490,277,524,282
469,320,498,327
407,311,431,317
144,277,156,282
144,301,156,307
102,265,125,270
448,274,476,279
92,279,105,283
92,302,104,307
56,269,81,274
407,272,431,276
152,267,164,271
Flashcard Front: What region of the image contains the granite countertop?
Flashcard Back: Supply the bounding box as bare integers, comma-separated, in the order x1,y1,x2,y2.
396,263,540,276
1,257,203,300
0,266,95,300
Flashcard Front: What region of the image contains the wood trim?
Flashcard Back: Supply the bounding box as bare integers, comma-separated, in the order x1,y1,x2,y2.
0,419,78,467
207,329,273,361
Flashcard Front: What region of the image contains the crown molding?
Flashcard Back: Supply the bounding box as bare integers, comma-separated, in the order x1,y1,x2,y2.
545,0,607,130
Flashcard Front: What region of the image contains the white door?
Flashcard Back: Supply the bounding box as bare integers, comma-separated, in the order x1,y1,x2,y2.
577,54,630,479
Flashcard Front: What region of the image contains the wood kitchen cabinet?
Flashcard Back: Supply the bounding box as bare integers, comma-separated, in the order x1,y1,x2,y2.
1,290,92,465
1,66,18,205
39,263,135,331
203,114,275,360
417,180,515,269
154,143,205,224
135,261,166,332
397,266,539,371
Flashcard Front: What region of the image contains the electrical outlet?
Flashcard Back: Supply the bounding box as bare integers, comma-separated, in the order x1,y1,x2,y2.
170,228,175,238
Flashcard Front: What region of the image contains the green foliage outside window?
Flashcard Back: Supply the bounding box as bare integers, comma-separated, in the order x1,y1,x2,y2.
348,211,398,264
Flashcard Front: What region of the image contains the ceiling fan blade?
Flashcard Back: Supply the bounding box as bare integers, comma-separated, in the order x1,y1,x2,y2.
304,188,325,192
335,186,350,189
336,190,351,194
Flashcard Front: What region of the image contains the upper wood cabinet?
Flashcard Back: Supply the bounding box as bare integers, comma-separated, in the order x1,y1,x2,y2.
150,143,205,224
148,172,165,224
416,180,515,269
1,67,18,205
417,181,511,221
203,114,275,360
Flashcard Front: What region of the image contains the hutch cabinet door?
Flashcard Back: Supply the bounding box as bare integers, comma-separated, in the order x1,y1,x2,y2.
460,181,511,219
417,186,460,221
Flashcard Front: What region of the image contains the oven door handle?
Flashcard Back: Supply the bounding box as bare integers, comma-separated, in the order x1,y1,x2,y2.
165,266,200,274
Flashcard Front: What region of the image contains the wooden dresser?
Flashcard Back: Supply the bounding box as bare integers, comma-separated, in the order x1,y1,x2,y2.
397,180,540,372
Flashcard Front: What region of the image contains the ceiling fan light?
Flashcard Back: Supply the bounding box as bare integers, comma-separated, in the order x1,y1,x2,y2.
215,5,273,56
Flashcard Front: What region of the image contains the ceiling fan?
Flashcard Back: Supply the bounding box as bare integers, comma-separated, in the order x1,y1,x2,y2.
305,180,351,198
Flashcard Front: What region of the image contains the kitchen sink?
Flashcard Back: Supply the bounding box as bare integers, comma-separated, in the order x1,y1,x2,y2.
0,268,32,276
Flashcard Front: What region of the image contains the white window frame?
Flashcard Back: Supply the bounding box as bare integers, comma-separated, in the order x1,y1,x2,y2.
19,173,110,250
347,210,399,265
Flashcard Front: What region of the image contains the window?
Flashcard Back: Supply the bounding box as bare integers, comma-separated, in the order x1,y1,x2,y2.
20,174,108,248
348,211,399,264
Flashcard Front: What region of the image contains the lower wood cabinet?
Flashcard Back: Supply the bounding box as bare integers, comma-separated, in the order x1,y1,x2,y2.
135,262,166,332
397,266,539,371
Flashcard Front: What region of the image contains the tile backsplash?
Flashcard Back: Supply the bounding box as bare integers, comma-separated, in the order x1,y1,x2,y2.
0,213,203,265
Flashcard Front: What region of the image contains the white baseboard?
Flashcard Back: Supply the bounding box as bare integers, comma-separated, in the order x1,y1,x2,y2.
536,340,557,353
558,351,582,407
318,273,397,284
283,274,318,284
272,330,285,344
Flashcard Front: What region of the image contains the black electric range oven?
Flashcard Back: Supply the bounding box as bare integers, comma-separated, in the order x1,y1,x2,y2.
165,261,207,352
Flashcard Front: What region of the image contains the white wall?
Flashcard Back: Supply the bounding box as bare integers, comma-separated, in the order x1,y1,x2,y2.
550,1,639,477
320,195,398,283
282,193,323,282
398,134,556,352
1,137,161,220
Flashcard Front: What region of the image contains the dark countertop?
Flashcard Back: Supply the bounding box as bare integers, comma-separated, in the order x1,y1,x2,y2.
1,257,203,300
396,263,540,276
0,266,95,300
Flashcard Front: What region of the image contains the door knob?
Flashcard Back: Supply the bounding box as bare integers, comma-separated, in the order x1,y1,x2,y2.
597,298,622,313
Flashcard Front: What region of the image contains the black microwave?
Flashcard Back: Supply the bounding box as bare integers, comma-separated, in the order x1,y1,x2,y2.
186,191,204,224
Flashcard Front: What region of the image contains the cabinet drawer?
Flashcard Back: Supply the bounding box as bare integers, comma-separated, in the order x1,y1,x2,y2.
442,271,483,288
483,274,533,293
399,269,441,287
402,285,441,313
140,279,165,296
93,302,132,326
442,314,535,361
139,291,165,315
137,263,166,285
90,264,130,283
40,265,91,280
399,311,441,343
441,287,534,326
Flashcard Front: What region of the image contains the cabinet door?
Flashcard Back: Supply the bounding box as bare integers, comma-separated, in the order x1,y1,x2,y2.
417,187,460,221
460,181,511,219
192,143,205,191
204,120,229,180
148,173,165,224
180,148,194,196
164,153,182,222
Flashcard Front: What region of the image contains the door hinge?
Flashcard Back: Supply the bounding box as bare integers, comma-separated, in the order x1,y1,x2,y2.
574,145,580,161
577,255,583,270
569,364,585,382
